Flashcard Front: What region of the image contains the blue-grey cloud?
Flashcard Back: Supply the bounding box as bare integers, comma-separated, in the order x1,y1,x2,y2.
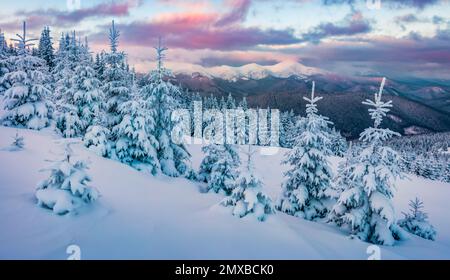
300,11,372,43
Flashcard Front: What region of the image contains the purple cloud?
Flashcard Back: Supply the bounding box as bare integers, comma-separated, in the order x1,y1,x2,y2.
395,14,420,23
13,1,142,27
301,11,372,43
280,30,450,79
200,56,278,67
320,0,439,9
389,0,439,9
215,0,252,27
91,11,300,51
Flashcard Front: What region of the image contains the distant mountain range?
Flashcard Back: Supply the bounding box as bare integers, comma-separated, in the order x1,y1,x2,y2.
173,61,326,81
168,61,450,139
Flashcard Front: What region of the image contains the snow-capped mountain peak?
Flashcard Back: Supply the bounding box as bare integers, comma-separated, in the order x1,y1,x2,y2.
173,61,326,81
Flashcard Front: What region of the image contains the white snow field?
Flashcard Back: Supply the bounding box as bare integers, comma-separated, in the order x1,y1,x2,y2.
1,126,450,260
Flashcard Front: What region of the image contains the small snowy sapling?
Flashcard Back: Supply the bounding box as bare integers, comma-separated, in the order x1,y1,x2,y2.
35,144,99,215
398,197,437,241
10,131,25,150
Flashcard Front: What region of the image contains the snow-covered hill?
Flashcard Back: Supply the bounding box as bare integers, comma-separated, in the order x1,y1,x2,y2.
173,61,326,81
1,126,450,259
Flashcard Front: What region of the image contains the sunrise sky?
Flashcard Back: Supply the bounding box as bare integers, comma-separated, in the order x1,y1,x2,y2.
0,0,449,79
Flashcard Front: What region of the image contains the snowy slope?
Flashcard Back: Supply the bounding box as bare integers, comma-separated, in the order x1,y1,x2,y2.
1,126,450,259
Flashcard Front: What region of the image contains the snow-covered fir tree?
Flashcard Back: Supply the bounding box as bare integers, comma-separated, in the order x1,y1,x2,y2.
276,82,334,220
325,142,358,203
1,22,52,130
143,39,190,177
235,101,247,145
221,145,275,221
199,144,240,195
329,78,405,246
444,162,450,183
0,30,11,95
0,31,7,51
329,127,348,157
52,32,81,102
280,110,296,148
8,43,17,56
35,144,99,215
93,52,106,80
219,96,226,111
83,123,111,157
226,93,236,109
38,26,55,70
56,37,103,138
102,20,131,129
238,97,248,110
112,95,159,174
398,197,436,241
188,92,202,138
198,144,222,182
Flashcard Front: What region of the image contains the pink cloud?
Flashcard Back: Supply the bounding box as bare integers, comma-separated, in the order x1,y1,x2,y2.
216,0,252,26
7,0,143,29
90,1,299,51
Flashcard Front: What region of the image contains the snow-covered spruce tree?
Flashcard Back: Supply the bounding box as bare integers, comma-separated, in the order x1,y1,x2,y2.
143,39,190,177
221,145,275,221
198,144,222,182
330,78,405,246
226,93,236,109
280,110,296,148
102,21,131,129
219,96,226,111
1,22,52,130
83,122,111,157
209,151,239,194
112,95,159,174
235,97,249,144
0,30,11,95
325,142,358,203
0,31,7,52
276,82,334,220
444,163,450,183
398,198,436,241
235,106,247,145
199,144,240,195
56,109,84,138
238,97,248,110
56,37,103,138
93,52,106,80
38,26,55,70
52,32,80,103
329,127,348,157
187,92,202,138
35,144,99,215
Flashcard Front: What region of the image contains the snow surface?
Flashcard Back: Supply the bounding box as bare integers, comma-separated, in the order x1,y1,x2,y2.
1,126,450,259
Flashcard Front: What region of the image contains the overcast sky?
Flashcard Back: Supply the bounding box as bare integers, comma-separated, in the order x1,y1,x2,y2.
1,0,449,79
